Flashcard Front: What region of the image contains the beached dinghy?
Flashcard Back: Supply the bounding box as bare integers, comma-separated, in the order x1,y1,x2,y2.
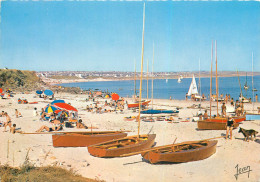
87,134,156,157
52,131,127,147
128,100,150,108
141,140,218,164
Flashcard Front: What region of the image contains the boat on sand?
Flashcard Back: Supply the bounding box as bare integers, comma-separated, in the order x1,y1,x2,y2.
52,131,127,147
87,134,156,157
141,140,218,164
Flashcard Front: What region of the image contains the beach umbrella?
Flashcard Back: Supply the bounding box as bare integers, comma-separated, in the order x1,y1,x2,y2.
36,90,43,94
112,93,120,101
0,88,2,93
51,100,65,105
54,110,69,117
44,105,58,113
44,89,53,96
54,103,78,112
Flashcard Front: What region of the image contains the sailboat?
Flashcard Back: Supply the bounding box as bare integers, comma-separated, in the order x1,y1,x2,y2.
244,72,249,90
187,74,203,101
87,3,156,157
197,41,244,130
128,59,151,108
177,77,182,83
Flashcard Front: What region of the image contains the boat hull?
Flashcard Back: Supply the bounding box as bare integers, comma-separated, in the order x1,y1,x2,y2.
197,120,239,130
87,134,156,158
142,140,217,164
141,109,179,114
52,132,127,147
246,114,260,121
206,116,245,123
128,101,151,108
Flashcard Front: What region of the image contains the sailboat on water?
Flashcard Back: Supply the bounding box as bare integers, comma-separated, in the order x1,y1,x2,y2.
88,3,156,157
244,72,249,90
177,77,182,83
187,74,203,101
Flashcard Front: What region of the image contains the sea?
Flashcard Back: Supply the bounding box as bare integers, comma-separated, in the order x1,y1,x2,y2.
59,76,260,101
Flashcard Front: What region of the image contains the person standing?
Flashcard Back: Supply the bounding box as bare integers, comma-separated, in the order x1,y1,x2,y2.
3,112,12,132
256,94,258,102
226,115,235,140
221,103,227,117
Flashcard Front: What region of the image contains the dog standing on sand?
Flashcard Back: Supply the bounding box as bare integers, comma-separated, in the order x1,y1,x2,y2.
238,127,258,142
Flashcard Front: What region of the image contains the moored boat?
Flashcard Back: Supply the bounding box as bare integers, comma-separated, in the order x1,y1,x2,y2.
87,134,156,157
141,140,218,164
52,131,127,147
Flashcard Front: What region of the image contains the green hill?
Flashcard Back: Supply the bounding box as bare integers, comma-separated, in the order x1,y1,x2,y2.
0,69,42,90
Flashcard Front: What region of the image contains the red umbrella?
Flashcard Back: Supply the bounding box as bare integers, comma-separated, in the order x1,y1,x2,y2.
54,103,78,112
112,93,120,101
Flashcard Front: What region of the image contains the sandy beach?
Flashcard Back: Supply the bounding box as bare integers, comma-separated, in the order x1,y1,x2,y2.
0,92,259,182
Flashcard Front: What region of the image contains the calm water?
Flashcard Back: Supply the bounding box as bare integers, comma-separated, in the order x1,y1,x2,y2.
59,76,260,100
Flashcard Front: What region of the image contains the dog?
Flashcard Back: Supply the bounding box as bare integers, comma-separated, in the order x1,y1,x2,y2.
238,127,258,142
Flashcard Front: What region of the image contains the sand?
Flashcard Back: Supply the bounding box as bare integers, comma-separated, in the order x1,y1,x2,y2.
0,92,259,182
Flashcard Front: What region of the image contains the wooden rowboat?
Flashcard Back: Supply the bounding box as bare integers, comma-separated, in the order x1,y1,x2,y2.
87,134,156,157
128,100,151,108
197,120,239,130
52,131,127,147
141,140,217,164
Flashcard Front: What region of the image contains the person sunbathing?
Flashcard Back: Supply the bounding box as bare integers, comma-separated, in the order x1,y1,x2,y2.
36,124,63,132
76,119,98,129
15,109,22,118
10,124,23,134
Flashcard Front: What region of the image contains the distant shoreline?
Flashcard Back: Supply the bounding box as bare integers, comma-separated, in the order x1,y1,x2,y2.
48,74,260,85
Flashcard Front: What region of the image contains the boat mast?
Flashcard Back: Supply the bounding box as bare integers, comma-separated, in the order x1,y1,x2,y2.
215,40,219,116
252,52,254,113
138,2,145,137
134,59,136,99
199,58,201,110
152,43,154,109
147,59,149,100
237,70,243,98
210,41,213,119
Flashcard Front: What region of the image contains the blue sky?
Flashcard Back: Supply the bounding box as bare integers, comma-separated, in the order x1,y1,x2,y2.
0,1,259,72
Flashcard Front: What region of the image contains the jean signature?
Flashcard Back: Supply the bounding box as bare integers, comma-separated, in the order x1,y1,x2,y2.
234,164,252,180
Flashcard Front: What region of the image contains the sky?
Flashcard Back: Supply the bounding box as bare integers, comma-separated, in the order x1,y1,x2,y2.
0,1,259,72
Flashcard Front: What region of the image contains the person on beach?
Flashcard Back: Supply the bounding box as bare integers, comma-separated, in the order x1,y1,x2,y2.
203,110,208,120
225,94,228,103
0,111,5,117
3,112,12,132
226,115,235,140
36,124,63,132
256,94,258,102
221,103,226,117
185,93,188,101
10,124,22,134
230,98,234,106
15,109,22,118
33,107,38,117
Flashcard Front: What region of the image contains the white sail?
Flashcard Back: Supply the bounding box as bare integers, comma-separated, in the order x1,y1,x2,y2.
177,77,181,83
187,74,198,96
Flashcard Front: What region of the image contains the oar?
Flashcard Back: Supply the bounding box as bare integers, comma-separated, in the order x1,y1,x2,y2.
22,130,132,135
120,136,224,157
